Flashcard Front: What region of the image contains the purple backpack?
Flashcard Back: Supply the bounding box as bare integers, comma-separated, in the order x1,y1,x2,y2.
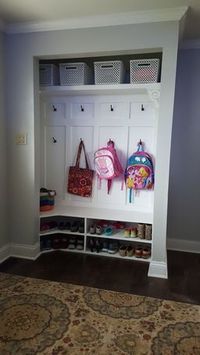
94,139,124,194
125,140,154,202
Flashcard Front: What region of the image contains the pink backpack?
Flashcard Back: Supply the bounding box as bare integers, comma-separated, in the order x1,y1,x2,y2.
94,139,124,194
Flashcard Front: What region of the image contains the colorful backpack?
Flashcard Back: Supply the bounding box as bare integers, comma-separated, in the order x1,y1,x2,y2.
94,139,124,194
125,140,154,202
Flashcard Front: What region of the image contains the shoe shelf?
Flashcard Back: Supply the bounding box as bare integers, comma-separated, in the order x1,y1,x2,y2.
39,208,152,261
40,229,84,236
85,249,151,262
86,231,152,244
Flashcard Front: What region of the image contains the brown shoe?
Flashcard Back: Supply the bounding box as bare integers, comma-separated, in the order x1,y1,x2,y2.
142,248,151,259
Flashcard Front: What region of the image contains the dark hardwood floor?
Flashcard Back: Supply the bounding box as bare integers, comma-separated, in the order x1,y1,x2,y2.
0,250,199,305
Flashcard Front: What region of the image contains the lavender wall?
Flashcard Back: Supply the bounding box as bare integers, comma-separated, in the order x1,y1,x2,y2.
168,48,200,243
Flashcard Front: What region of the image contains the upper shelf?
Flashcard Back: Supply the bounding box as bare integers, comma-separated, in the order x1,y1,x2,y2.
39,83,161,97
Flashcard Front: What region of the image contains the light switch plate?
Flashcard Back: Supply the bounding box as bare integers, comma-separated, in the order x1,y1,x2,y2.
16,133,27,145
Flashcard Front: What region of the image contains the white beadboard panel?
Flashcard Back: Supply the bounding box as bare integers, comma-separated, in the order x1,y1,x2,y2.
45,101,67,125
128,126,156,156
70,102,94,120
97,101,130,121
68,126,94,167
68,96,95,121
126,126,155,210
130,101,155,126
66,125,94,203
44,126,66,199
96,126,128,206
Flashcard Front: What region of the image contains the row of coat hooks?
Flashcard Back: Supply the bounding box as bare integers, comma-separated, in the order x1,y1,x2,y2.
52,137,83,144
52,103,145,113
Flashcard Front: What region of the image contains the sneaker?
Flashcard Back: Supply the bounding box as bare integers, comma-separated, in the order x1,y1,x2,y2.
52,236,62,249
89,225,96,234
142,248,151,259
70,222,79,233
95,239,101,253
68,237,76,249
65,221,71,230
96,225,103,235
58,222,65,230
76,238,84,250
102,240,108,252
108,242,118,254
126,245,134,257
135,246,143,258
119,245,127,257
79,223,84,233
61,237,68,249
88,238,95,252
105,227,113,236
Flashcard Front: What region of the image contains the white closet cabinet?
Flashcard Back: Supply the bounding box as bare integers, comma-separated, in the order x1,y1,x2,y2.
40,84,160,265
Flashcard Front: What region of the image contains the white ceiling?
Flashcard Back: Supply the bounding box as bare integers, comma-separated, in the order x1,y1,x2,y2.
0,0,200,39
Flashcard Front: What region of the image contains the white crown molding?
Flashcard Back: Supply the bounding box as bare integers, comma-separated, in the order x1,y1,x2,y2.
5,6,188,34
167,238,200,253
180,39,200,50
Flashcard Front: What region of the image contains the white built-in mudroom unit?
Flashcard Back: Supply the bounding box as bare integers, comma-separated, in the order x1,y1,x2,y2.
39,55,160,265
4,9,186,278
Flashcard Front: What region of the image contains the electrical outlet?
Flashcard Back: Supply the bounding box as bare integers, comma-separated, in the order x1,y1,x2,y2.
16,133,27,145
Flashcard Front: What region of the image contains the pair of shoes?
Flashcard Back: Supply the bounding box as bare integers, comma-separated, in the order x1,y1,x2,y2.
88,238,102,253
58,221,71,230
89,225,103,235
119,245,134,257
68,237,76,249
135,246,151,259
40,221,57,232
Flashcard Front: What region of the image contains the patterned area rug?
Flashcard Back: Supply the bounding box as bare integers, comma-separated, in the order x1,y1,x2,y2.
0,272,200,354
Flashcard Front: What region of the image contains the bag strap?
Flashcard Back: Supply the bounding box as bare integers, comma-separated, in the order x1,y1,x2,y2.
75,140,89,169
137,139,144,152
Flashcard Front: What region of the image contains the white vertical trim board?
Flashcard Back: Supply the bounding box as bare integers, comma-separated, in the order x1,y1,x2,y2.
148,261,168,279
0,244,10,263
167,238,200,254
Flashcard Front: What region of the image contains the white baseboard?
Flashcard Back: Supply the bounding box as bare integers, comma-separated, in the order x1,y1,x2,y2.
0,244,10,263
148,260,168,279
167,238,200,254
10,242,41,260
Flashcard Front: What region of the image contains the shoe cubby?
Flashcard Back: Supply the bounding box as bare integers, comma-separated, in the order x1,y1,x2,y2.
86,237,151,261
40,216,85,252
86,218,152,242
40,210,152,262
